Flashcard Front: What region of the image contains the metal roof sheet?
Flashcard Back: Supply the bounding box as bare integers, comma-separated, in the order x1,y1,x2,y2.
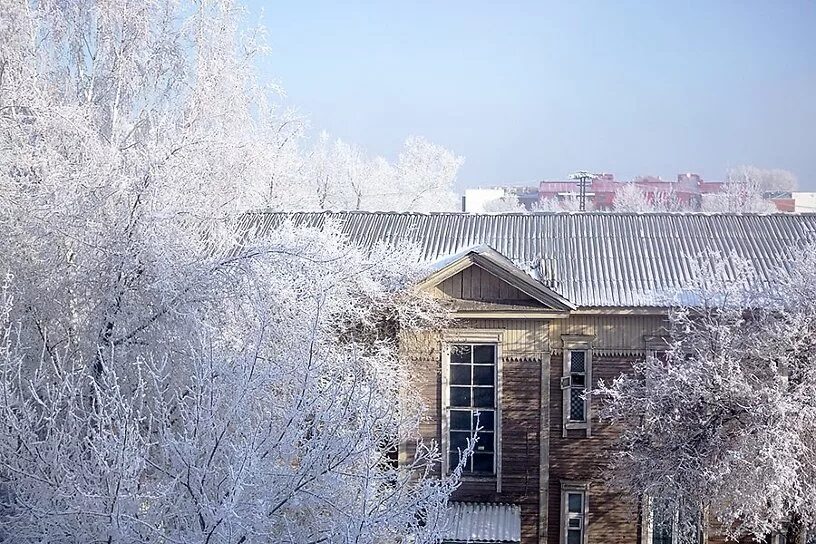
240,212,816,308
441,502,521,543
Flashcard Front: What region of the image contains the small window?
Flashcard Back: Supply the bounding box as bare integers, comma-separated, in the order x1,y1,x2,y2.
447,343,497,475
567,351,587,422
561,336,593,437
561,483,588,544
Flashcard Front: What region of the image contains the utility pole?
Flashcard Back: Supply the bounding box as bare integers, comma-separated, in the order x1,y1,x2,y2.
570,171,596,211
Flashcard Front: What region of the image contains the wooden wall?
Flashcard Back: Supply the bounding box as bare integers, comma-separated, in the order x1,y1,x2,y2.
401,318,548,543
402,312,670,544
548,352,641,543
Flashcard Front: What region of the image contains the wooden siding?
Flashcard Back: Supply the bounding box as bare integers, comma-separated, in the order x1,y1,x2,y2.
401,318,548,544
432,264,544,308
403,311,680,544
548,353,641,543
550,314,668,353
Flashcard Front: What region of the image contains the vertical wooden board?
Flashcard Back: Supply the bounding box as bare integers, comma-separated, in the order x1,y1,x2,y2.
461,266,473,300
481,266,498,300
474,265,484,299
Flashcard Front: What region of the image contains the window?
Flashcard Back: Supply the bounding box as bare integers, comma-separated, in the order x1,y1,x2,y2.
447,343,497,475
651,502,674,544
561,482,588,544
642,499,705,544
565,350,587,422
561,336,593,437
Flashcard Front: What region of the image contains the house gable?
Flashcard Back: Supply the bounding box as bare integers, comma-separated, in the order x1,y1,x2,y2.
434,265,542,310
419,245,574,315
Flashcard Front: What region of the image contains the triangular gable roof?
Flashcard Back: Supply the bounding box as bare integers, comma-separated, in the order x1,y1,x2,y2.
418,244,575,311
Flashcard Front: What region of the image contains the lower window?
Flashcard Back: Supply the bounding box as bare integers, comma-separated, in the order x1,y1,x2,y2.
646,499,704,544
561,482,588,544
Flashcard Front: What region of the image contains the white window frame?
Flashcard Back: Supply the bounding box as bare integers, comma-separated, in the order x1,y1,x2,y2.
560,481,589,544
561,335,593,438
441,330,503,493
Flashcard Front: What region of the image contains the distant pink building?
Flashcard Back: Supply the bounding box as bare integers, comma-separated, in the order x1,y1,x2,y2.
537,173,792,211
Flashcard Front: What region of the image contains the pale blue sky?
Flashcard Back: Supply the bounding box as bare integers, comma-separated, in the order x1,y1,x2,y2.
246,1,816,191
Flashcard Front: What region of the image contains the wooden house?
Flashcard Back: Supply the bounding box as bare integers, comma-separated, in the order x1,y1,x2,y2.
247,211,816,544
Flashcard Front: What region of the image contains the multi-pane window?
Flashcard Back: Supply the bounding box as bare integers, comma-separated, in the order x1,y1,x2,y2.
448,343,496,475
651,503,674,544
566,350,587,422
564,490,586,544
647,500,704,544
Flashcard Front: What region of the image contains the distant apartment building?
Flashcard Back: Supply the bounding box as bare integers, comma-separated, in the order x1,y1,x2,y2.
463,173,814,212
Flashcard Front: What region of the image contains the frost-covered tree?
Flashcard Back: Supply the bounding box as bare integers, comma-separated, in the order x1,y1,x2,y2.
483,191,527,213
727,165,798,193
0,1,461,541
613,183,651,212
702,168,779,213
598,249,816,543
301,134,462,212
533,195,586,212
613,183,690,212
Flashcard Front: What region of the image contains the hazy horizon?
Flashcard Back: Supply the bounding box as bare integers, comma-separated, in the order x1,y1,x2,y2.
246,1,816,192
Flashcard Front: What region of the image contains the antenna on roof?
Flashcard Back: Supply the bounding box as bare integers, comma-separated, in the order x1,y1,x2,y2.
569,171,597,211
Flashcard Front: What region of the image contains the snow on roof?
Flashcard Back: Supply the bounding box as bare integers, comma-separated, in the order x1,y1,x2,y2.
241,211,816,308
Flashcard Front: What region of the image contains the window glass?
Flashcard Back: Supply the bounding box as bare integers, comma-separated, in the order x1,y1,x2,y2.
474,432,493,452
472,452,493,473
474,410,494,431
570,389,585,421
570,351,586,373
450,365,471,385
473,387,494,408
473,365,494,385
568,493,583,513
450,410,471,430
450,387,471,407
473,345,495,364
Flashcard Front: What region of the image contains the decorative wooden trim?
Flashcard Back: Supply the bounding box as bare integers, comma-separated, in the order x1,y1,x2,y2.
450,311,570,319
539,350,551,544
570,307,670,316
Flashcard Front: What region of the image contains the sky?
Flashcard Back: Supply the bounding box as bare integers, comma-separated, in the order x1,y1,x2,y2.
245,0,816,192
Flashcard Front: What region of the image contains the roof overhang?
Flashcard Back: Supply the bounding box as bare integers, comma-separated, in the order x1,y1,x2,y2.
569,306,670,316
419,244,575,312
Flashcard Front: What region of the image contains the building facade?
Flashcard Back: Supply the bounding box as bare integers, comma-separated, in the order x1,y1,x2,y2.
247,211,816,544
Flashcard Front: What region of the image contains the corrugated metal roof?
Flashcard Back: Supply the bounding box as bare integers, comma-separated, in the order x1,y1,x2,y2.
441,502,521,543
240,212,816,308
